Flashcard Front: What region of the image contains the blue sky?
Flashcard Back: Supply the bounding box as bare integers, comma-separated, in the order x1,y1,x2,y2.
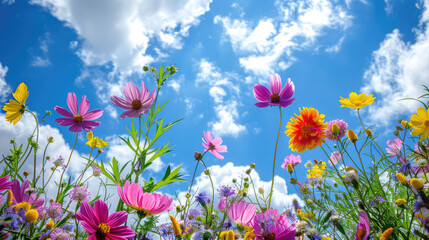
0,0,428,209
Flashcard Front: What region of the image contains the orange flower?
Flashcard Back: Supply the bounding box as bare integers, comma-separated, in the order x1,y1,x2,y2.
285,107,328,153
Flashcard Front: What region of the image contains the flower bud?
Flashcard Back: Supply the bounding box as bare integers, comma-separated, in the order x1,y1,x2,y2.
185,193,191,198
286,164,294,174
333,182,338,187
7,190,13,206
381,228,393,240
396,125,404,131
290,178,297,184
150,67,156,72
333,144,337,148
170,66,177,74
204,169,210,175
347,130,358,143
365,129,373,137
46,110,51,115
244,177,249,182
23,171,30,177
258,187,264,194
47,136,54,143
98,149,104,154
396,173,407,184
194,152,202,161
232,178,237,183
245,168,251,175
395,199,406,206
250,163,255,169
45,219,54,230
143,65,149,71
394,130,399,136
10,140,15,144
410,178,424,190
244,182,249,188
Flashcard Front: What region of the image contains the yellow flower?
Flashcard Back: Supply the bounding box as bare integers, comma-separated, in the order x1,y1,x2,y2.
45,219,55,230
14,201,31,211
395,199,406,205
339,92,375,109
7,189,13,206
2,83,29,125
346,166,358,173
86,131,109,149
410,107,429,141
410,178,424,190
347,130,358,143
365,129,373,137
322,238,333,240
401,120,408,128
307,165,324,179
396,173,407,184
380,227,393,240
25,209,39,223
169,215,182,236
243,226,255,240
219,230,235,240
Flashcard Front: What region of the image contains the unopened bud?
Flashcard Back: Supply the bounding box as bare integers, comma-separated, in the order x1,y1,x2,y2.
46,110,51,115
185,193,191,199
194,152,202,161
365,129,373,137
47,136,54,143
396,125,404,131
143,65,149,71
333,144,337,148
170,66,176,74
333,182,338,187
347,130,358,143
245,169,251,175
150,67,156,72
244,177,249,182
313,159,318,164
394,130,399,136
250,163,255,169
204,169,210,175
244,182,249,188
23,171,30,177
290,178,297,184
287,164,294,174
232,179,237,183
98,149,104,154
258,187,264,194
242,192,247,197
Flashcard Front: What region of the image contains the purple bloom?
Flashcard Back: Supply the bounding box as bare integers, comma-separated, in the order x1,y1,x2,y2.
398,157,412,174
50,228,72,240
369,196,386,206
218,198,226,210
325,119,348,141
195,192,209,204
386,138,403,157
47,202,63,220
54,93,103,132
51,155,65,170
329,152,341,166
69,186,90,202
218,185,235,198
253,74,295,108
10,179,44,210
281,154,302,168
202,131,227,160
92,165,102,177
188,208,201,218
253,209,296,240
0,176,12,192
110,81,156,119
354,211,370,240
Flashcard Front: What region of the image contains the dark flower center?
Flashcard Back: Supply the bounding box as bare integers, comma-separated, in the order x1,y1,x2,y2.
73,114,83,124
131,100,143,110
265,232,276,240
425,120,429,127
271,93,280,103
356,228,366,239
208,143,216,151
97,223,110,237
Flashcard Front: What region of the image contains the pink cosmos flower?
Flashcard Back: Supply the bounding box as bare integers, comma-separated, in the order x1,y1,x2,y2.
76,199,135,240
228,200,256,226
253,209,296,240
385,138,403,157
218,198,226,210
10,179,44,210
326,119,348,141
54,93,103,132
329,152,341,166
116,181,174,215
202,131,228,159
253,74,295,108
354,211,370,240
281,154,301,168
110,81,156,119
0,176,12,192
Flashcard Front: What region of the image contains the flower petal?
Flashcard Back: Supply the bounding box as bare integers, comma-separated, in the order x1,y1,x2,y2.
54,106,74,118
253,84,271,102
79,95,90,115
55,118,75,126
94,199,109,224
83,109,103,121
67,92,78,115
110,96,132,110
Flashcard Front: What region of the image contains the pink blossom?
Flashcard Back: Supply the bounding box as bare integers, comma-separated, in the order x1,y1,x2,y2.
0,176,12,192
218,199,226,210
281,154,302,168
228,200,256,226
385,138,403,157
76,199,135,240
329,152,341,166
253,209,296,240
10,179,44,210
202,131,227,159
354,211,370,240
116,181,174,215
253,74,295,108
54,93,103,132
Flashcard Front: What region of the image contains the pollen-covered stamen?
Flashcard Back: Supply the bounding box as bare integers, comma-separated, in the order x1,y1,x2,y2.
265,232,276,240
97,223,110,237
208,143,216,151
271,93,280,103
73,114,83,124
356,228,366,239
131,100,143,110
425,120,429,127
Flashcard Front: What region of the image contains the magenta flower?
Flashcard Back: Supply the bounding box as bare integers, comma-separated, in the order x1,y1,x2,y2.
54,93,103,132
47,202,63,220
281,154,301,168
10,179,44,209
354,211,370,240
228,200,256,226
76,199,135,240
202,131,227,159
253,74,295,108
329,152,341,166
117,181,174,215
385,138,403,157
0,176,12,192
326,119,348,141
253,209,296,240
69,186,91,202
110,81,156,119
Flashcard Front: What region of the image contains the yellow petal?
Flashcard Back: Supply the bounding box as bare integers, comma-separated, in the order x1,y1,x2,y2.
12,83,29,105
417,107,429,120
349,92,358,101
5,111,22,125
86,131,94,141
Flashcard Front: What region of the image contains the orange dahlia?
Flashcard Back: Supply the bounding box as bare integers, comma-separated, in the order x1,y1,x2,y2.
285,107,328,153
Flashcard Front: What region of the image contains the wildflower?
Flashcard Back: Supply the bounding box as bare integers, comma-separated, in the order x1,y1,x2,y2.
46,219,55,229
258,187,264,195
369,196,386,207
2,83,29,125
218,199,227,210
386,138,403,157
92,165,102,177
243,226,255,240
322,238,332,240
410,107,429,141
347,130,358,143
23,171,30,177
195,192,209,204
218,185,235,198
76,199,135,239
365,129,373,137
307,165,324,179
202,131,227,159
396,173,407,184
410,178,424,190
281,154,302,169
7,189,13,206
395,199,406,205
286,164,294,174
228,200,256,226
0,176,12,192
219,230,235,240
170,215,182,236
339,92,375,109
50,228,72,240
354,211,370,240
110,81,156,119
47,202,63,220
253,74,295,108
51,155,65,170
329,152,341,165
380,228,393,240
10,179,44,210
85,131,109,149
285,107,328,153
117,181,173,216
325,120,348,141
69,186,90,202
253,209,296,240
54,93,103,132
25,209,39,223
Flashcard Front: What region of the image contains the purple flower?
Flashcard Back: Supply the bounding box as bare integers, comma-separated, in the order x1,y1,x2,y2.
325,119,348,141
281,154,302,168
0,176,12,192
253,209,296,240
92,165,102,177
50,228,72,240
188,208,201,218
386,138,403,157
54,93,103,132
253,74,295,108
369,196,386,206
51,155,65,170
202,131,227,160
110,81,156,119
47,202,63,220
329,152,341,166
398,157,412,174
354,211,370,240
195,192,209,204
10,179,44,210
69,186,90,202
218,185,235,198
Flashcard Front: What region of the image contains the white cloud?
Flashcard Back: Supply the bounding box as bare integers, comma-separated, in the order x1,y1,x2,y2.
31,56,52,67
1,0,15,5
31,33,52,67
0,62,10,102
210,101,246,138
326,36,345,53
168,75,184,93
214,0,352,77
361,0,429,126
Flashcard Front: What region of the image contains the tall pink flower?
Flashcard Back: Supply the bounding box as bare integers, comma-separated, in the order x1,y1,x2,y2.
253,74,295,108
76,199,135,240
54,93,103,132
329,152,341,166
228,200,256,226
110,81,156,119
354,211,370,240
385,138,403,157
281,154,301,168
10,179,44,209
116,181,174,216
202,131,227,159
253,209,296,240
0,176,12,192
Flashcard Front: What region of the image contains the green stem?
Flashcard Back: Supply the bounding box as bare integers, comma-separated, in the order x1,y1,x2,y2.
55,132,79,202
200,160,215,226
268,106,282,209
26,110,39,185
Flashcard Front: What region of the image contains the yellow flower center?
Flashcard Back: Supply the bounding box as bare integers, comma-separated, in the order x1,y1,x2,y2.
97,223,110,236
25,209,39,223
356,228,366,239
270,93,280,103
73,114,83,124
425,120,429,127
131,99,142,109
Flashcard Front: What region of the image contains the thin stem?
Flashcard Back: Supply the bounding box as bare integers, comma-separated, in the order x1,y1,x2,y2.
268,106,282,209
26,110,39,185
55,132,79,202
200,160,215,226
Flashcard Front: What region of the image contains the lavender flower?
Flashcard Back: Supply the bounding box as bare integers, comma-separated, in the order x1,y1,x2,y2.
69,186,90,202
325,119,348,141
47,202,63,220
51,155,66,170
195,192,209,204
91,165,102,177
218,185,235,198
50,228,72,240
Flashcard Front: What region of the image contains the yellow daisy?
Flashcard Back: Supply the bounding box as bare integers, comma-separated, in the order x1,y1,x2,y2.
2,83,29,125
86,131,109,149
410,107,429,141
339,92,375,109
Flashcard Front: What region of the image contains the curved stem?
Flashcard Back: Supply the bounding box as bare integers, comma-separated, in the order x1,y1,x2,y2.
268,106,282,209
26,110,39,185
55,132,79,202
200,160,215,226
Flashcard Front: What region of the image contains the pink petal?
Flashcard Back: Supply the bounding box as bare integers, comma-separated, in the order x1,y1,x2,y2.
254,102,269,108
140,81,148,102
124,82,140,102
109,225,136,239
79,95,90,115
83,109,103,121
66,92,78,115
76,201,98,230
216,145,227,153
205,131,213,142
253,84,271,102
54,106,74,118
108,211,128,227
210,150,224,160
278,98,295,108
120,109,140,119
211,137,223,146
270,74,282,94
279,78,295,100
69,124,82,132
94,199,109,224
55,118,75,126
110,96,132,109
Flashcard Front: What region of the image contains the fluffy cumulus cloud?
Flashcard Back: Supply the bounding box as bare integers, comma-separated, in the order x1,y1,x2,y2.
178,162,302,211
0,62,10,102
361,0,429,126
214,0,352,77
31,33,52,67
195,59,246,137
